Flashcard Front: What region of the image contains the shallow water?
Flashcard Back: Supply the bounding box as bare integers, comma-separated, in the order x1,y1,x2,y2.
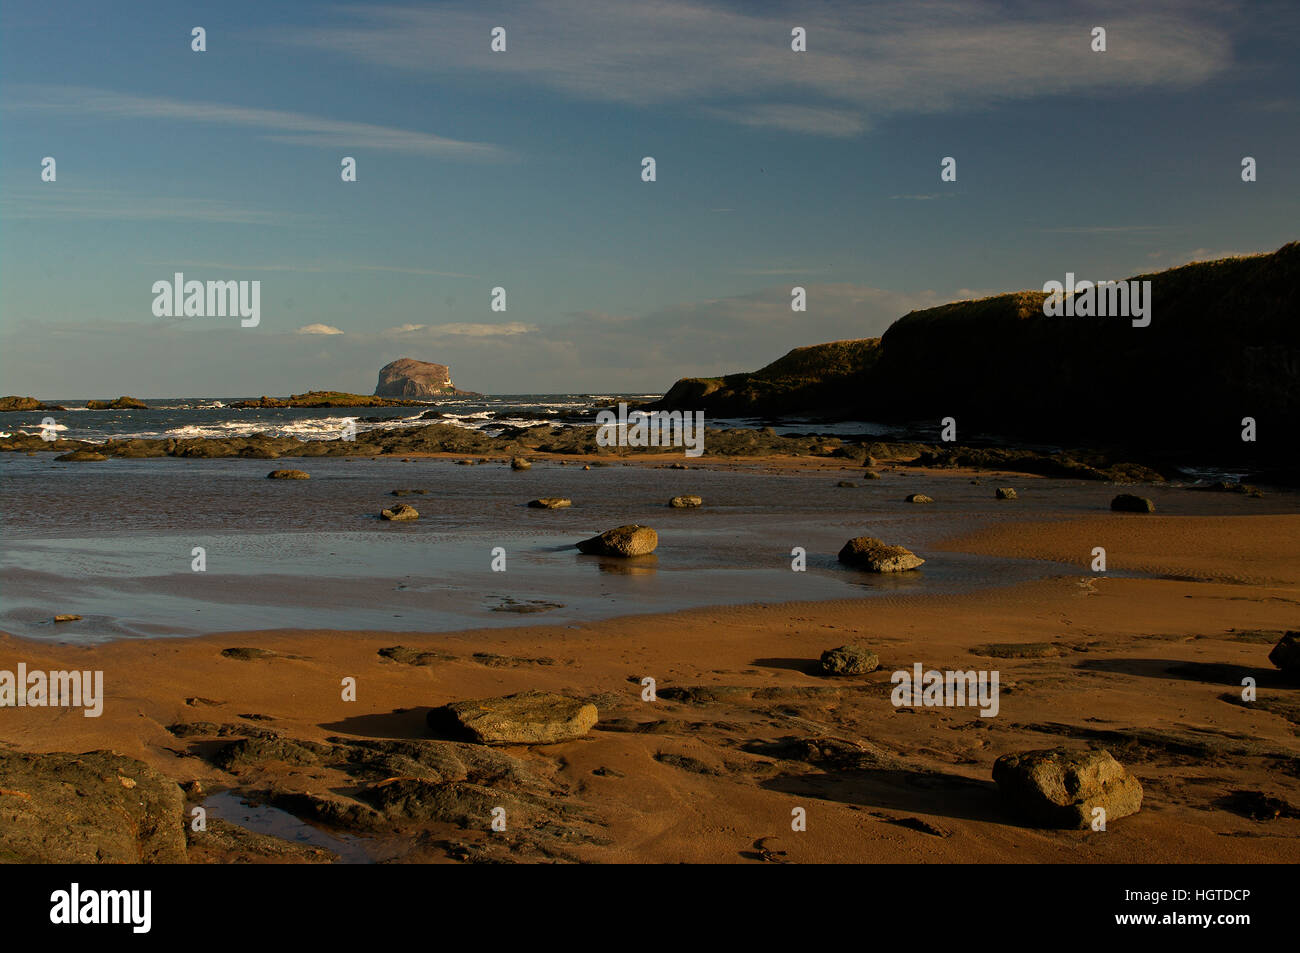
1,455,1288,642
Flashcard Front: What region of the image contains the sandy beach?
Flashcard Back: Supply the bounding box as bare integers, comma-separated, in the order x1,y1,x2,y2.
3,466,1297,864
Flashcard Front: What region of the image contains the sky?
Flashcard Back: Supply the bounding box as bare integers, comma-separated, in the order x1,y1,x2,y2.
1,0,1297,397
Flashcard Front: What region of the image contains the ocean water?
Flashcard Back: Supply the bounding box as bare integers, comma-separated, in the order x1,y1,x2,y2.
2,450,1283,643
0,394,903,444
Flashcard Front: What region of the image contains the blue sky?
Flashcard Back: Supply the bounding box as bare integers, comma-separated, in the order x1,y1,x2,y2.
1,0,1296,397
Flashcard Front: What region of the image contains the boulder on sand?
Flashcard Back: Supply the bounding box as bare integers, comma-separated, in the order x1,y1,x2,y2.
267,469,310,479
669,495,703,508
1268,631,1300,680
428,690,598,745
380,503,419,521
1111,493,1155,513
576,524,658,556
820,643,880,675
992,747,1143,829
837,536,924,572
510,457,532,470
528,497,571,509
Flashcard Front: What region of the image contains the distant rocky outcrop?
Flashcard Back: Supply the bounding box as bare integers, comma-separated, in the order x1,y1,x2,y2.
375,358,475,398
233,392,428,408
650,243,1300,463
0,396,65,412
647,339,881,417
85,396,148,410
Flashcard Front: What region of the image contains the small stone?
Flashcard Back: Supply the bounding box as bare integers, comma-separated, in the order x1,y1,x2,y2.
996,487,1017,500
528,497,571,509
266,469,309,479
1111,493,1155,513
669,495,703,507
380,503,420,521
905,493,934,504
52,614,82,623
1268,631,1300,680
819,643,880,676
510,457,532,470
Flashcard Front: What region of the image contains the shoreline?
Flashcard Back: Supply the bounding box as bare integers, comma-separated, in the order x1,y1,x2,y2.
3,511,1297,863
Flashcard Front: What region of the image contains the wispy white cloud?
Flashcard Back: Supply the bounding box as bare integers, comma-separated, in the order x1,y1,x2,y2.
3,85,508,159
276,0,1233,136
297,323,344,334
0,187,296,225
383,322,536,337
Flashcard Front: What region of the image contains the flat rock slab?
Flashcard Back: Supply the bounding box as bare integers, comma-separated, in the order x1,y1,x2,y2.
528,497,571,509
992,747,1143,829
576,524,658,556
837,536,925,572
0,750,187,863
430,690,598,745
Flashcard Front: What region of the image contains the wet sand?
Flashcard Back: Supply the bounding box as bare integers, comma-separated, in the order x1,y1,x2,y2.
2,508,1297,863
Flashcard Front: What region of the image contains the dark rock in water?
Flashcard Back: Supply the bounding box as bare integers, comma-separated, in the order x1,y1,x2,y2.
837,536,924,572
0,749,186,863
510,456,532,470
576,524,658,556
862,469,881,479
1111,493,1155,513
380,503,419,521
1268,631,1300,680
55,450,107,462
528,497,571,509
374,357,463,398
221,647,278,661
992,747,1142,829
267,469,310,479
390,488,429,496
905,493,933,504
53,614,82,623
837,481,858,488
996,487,1018,500
668,495,703,507
820,642,880,675
85,396,148,410
429,690,598,745
0,396,66,412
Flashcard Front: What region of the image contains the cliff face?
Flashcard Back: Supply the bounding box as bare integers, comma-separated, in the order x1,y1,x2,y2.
867,242,1299,451
375,358,455,398
651,242,1300,460
646,339,882,417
